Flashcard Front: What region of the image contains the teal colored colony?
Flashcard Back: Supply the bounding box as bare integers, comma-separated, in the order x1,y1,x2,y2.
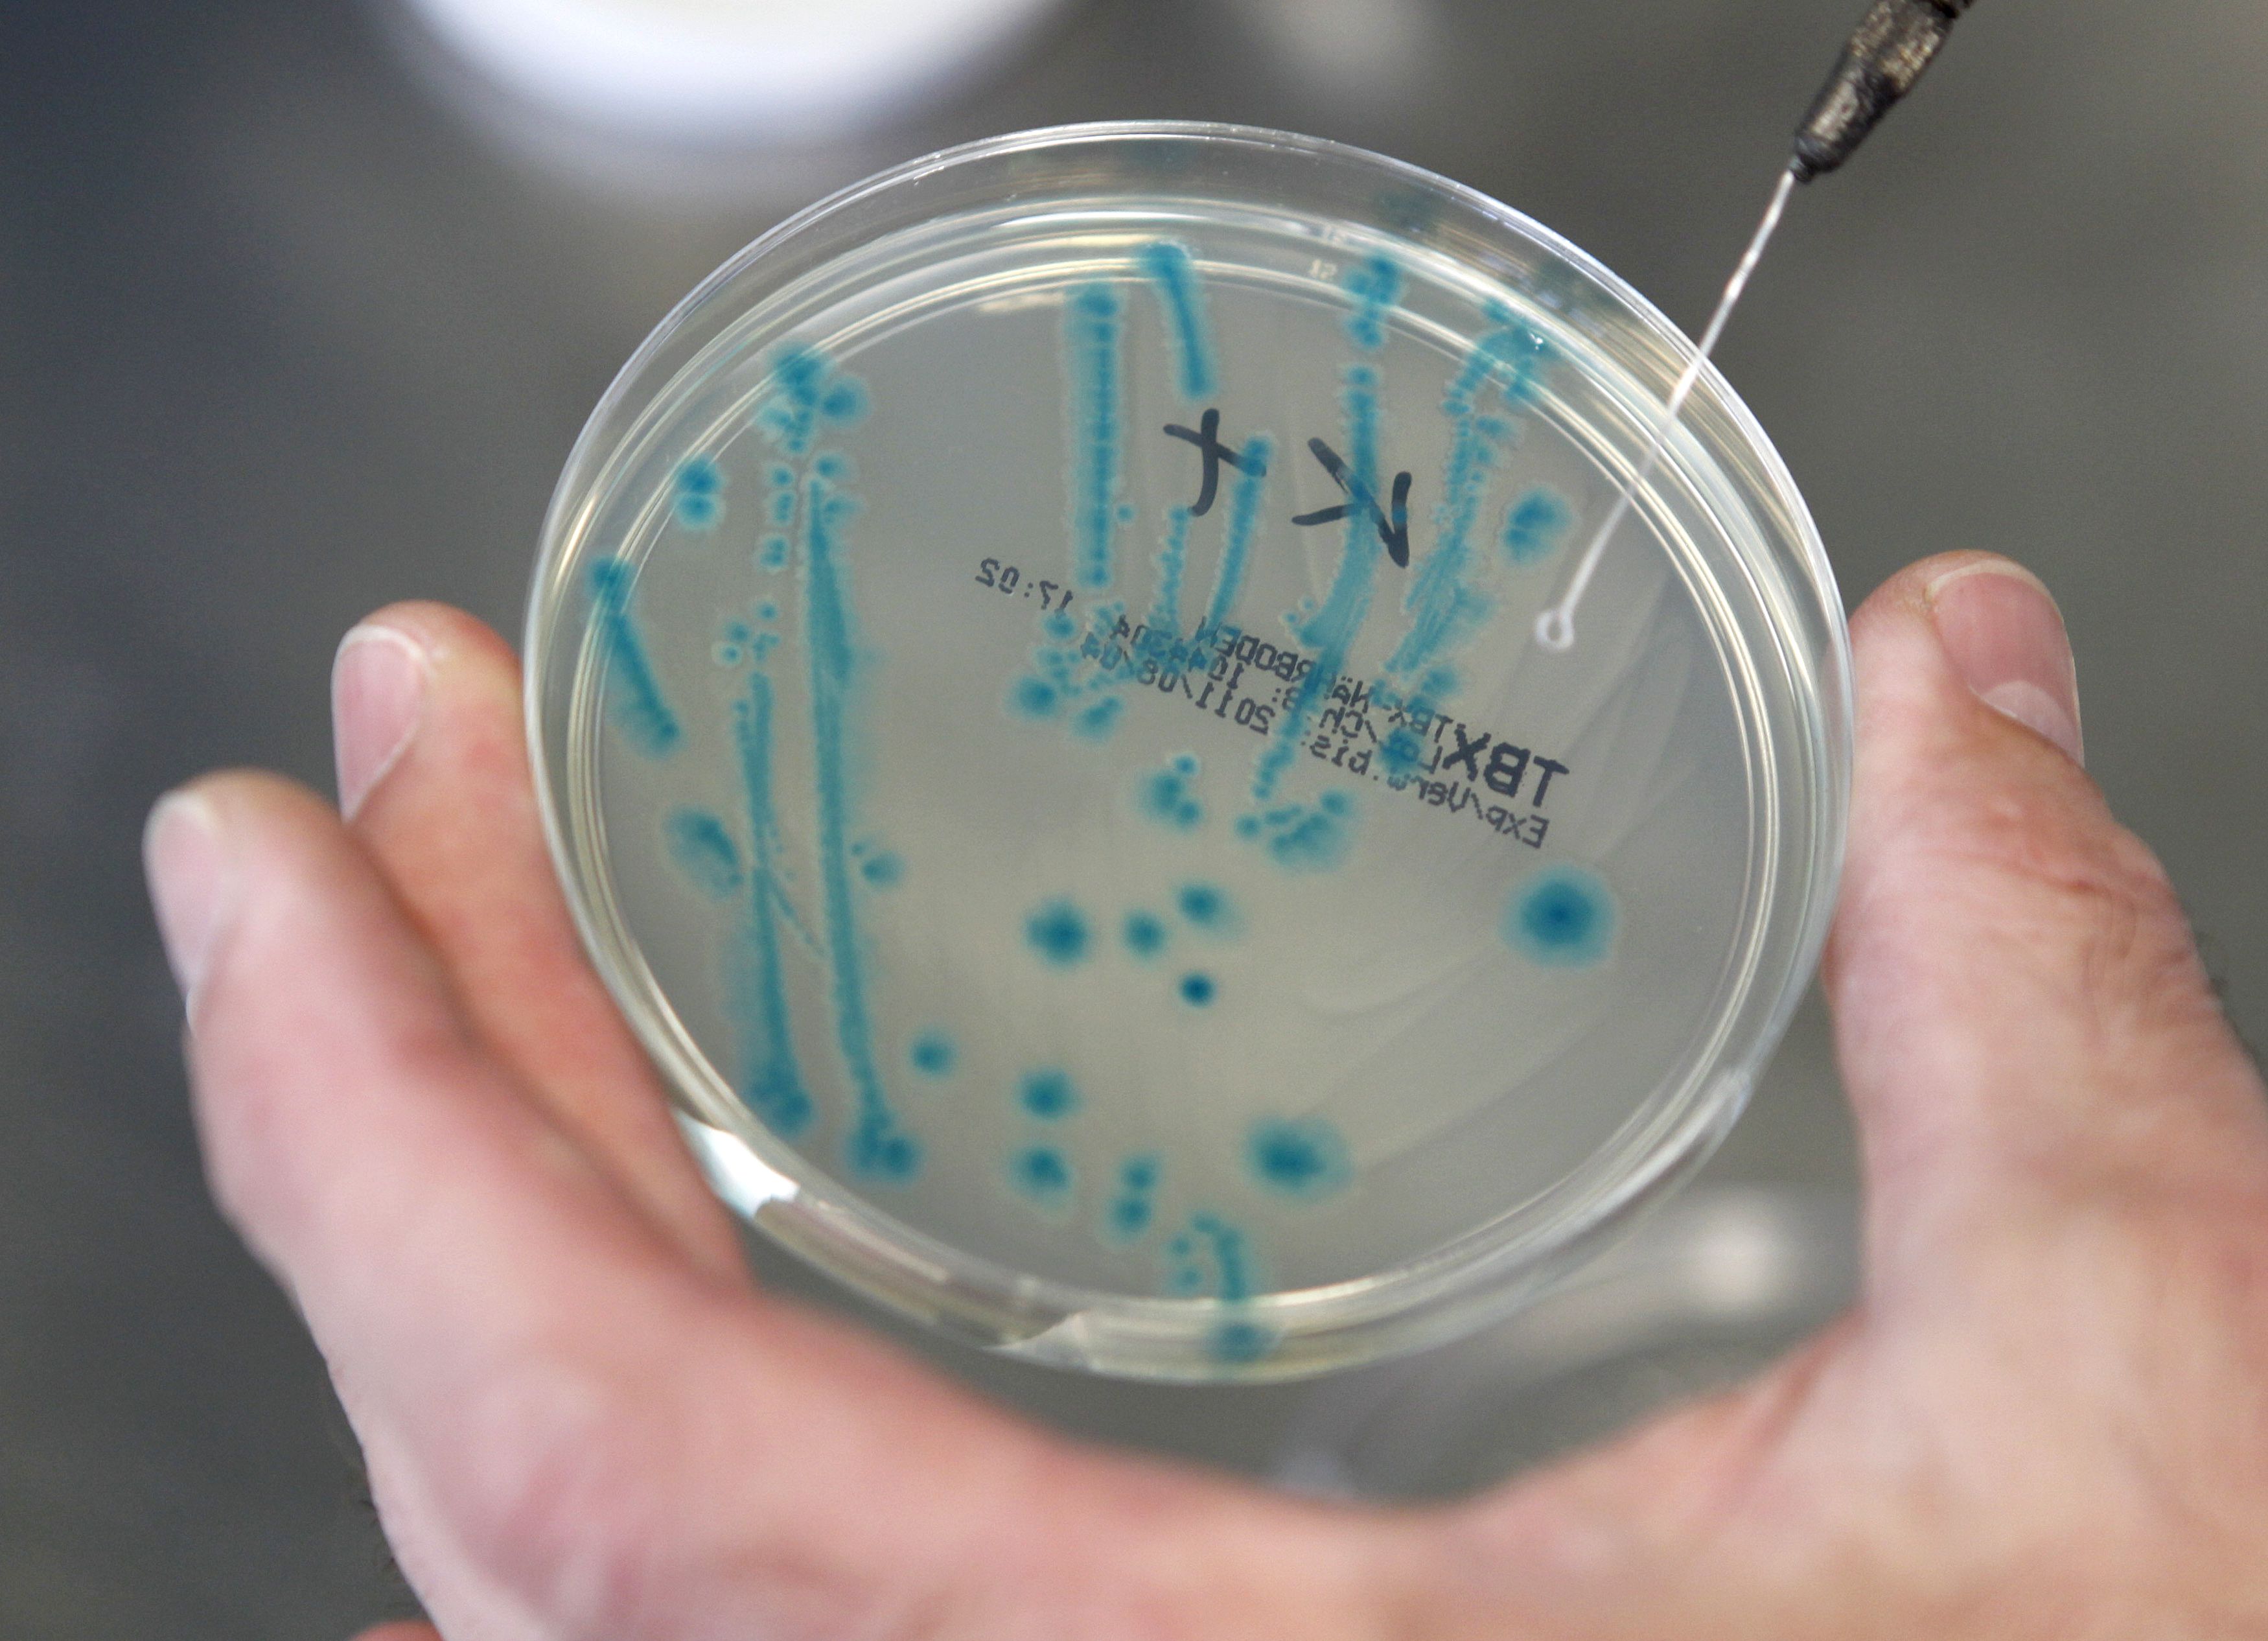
673,454,724,529
1247,1117,1353,1200
1502,486,1572,565
1019,1069,1080,1120
1507,867,1617,967
1121,910,1168,959
1025,898,1091,966
1010,1145,1075,1211
909,1030,956,1077
1137,753,1203,830
1103,1154,1163,1242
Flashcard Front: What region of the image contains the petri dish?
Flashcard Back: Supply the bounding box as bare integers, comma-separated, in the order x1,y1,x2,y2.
526,122,1851,1381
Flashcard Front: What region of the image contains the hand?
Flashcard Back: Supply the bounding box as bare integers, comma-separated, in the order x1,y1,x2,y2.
144,553,2268,1640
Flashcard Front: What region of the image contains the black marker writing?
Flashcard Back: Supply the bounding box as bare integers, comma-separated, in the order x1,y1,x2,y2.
1161,408,1267,518
1291,437,1412,567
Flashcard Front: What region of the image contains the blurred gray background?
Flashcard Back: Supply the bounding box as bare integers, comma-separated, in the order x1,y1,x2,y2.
4,0,2263,1633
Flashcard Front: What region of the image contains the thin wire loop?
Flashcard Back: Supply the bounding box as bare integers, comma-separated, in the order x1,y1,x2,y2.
1536,164,1799,653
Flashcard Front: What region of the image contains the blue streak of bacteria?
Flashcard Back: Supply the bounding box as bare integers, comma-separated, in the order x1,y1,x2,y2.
588,557,680,757
1146,504,1193,648
802,464,918,1182
1342,251,1401,350
665,808,742,900
1065,284,1126,592
1247,370,1380,802
1199,434,1273,636
728,669,813,1137
1139,239,1218,400
1387,319,1534,681
1249,257,1401,806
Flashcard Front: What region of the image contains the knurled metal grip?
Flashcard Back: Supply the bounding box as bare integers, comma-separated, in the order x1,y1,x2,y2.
1792,0,1974,180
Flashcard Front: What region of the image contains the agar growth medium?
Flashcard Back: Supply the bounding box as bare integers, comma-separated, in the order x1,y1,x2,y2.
529,124,1849,1379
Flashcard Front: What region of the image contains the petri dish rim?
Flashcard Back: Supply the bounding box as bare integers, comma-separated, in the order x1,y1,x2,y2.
526,119,1853,1380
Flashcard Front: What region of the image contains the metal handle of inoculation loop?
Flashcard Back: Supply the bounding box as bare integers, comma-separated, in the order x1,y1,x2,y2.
1535,165,1798,655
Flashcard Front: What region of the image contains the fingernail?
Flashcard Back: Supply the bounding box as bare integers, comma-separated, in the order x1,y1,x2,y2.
144,789,233,1011
332,624,429,820
1926,560,2084,765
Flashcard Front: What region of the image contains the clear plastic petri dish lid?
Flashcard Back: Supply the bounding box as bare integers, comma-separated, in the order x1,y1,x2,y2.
526,121,1851,1382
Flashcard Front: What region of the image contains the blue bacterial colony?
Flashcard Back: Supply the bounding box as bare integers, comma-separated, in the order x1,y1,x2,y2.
673,454,724,530
1175,881,1233,931
1246,1116,1352,1200
1025,898,1092,967
1102,1153,1163,1242
1019,1068,1080,1120
1009,1144,1076,1211
1137,753,1204,830
1505,866,1617,968
1178,972,1217,1007
1070,693,1123,741
1502,486,1572,566
1236,791,1356,872
1379,727,1427,778
1008,674,1060,719
1122,910,1168,959
909,1030,956,1078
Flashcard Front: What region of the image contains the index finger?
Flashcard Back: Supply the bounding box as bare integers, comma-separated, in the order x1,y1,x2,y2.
332,603,745,1279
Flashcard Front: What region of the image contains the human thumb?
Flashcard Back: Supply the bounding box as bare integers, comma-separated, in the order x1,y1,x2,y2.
1825,552,2267,1274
